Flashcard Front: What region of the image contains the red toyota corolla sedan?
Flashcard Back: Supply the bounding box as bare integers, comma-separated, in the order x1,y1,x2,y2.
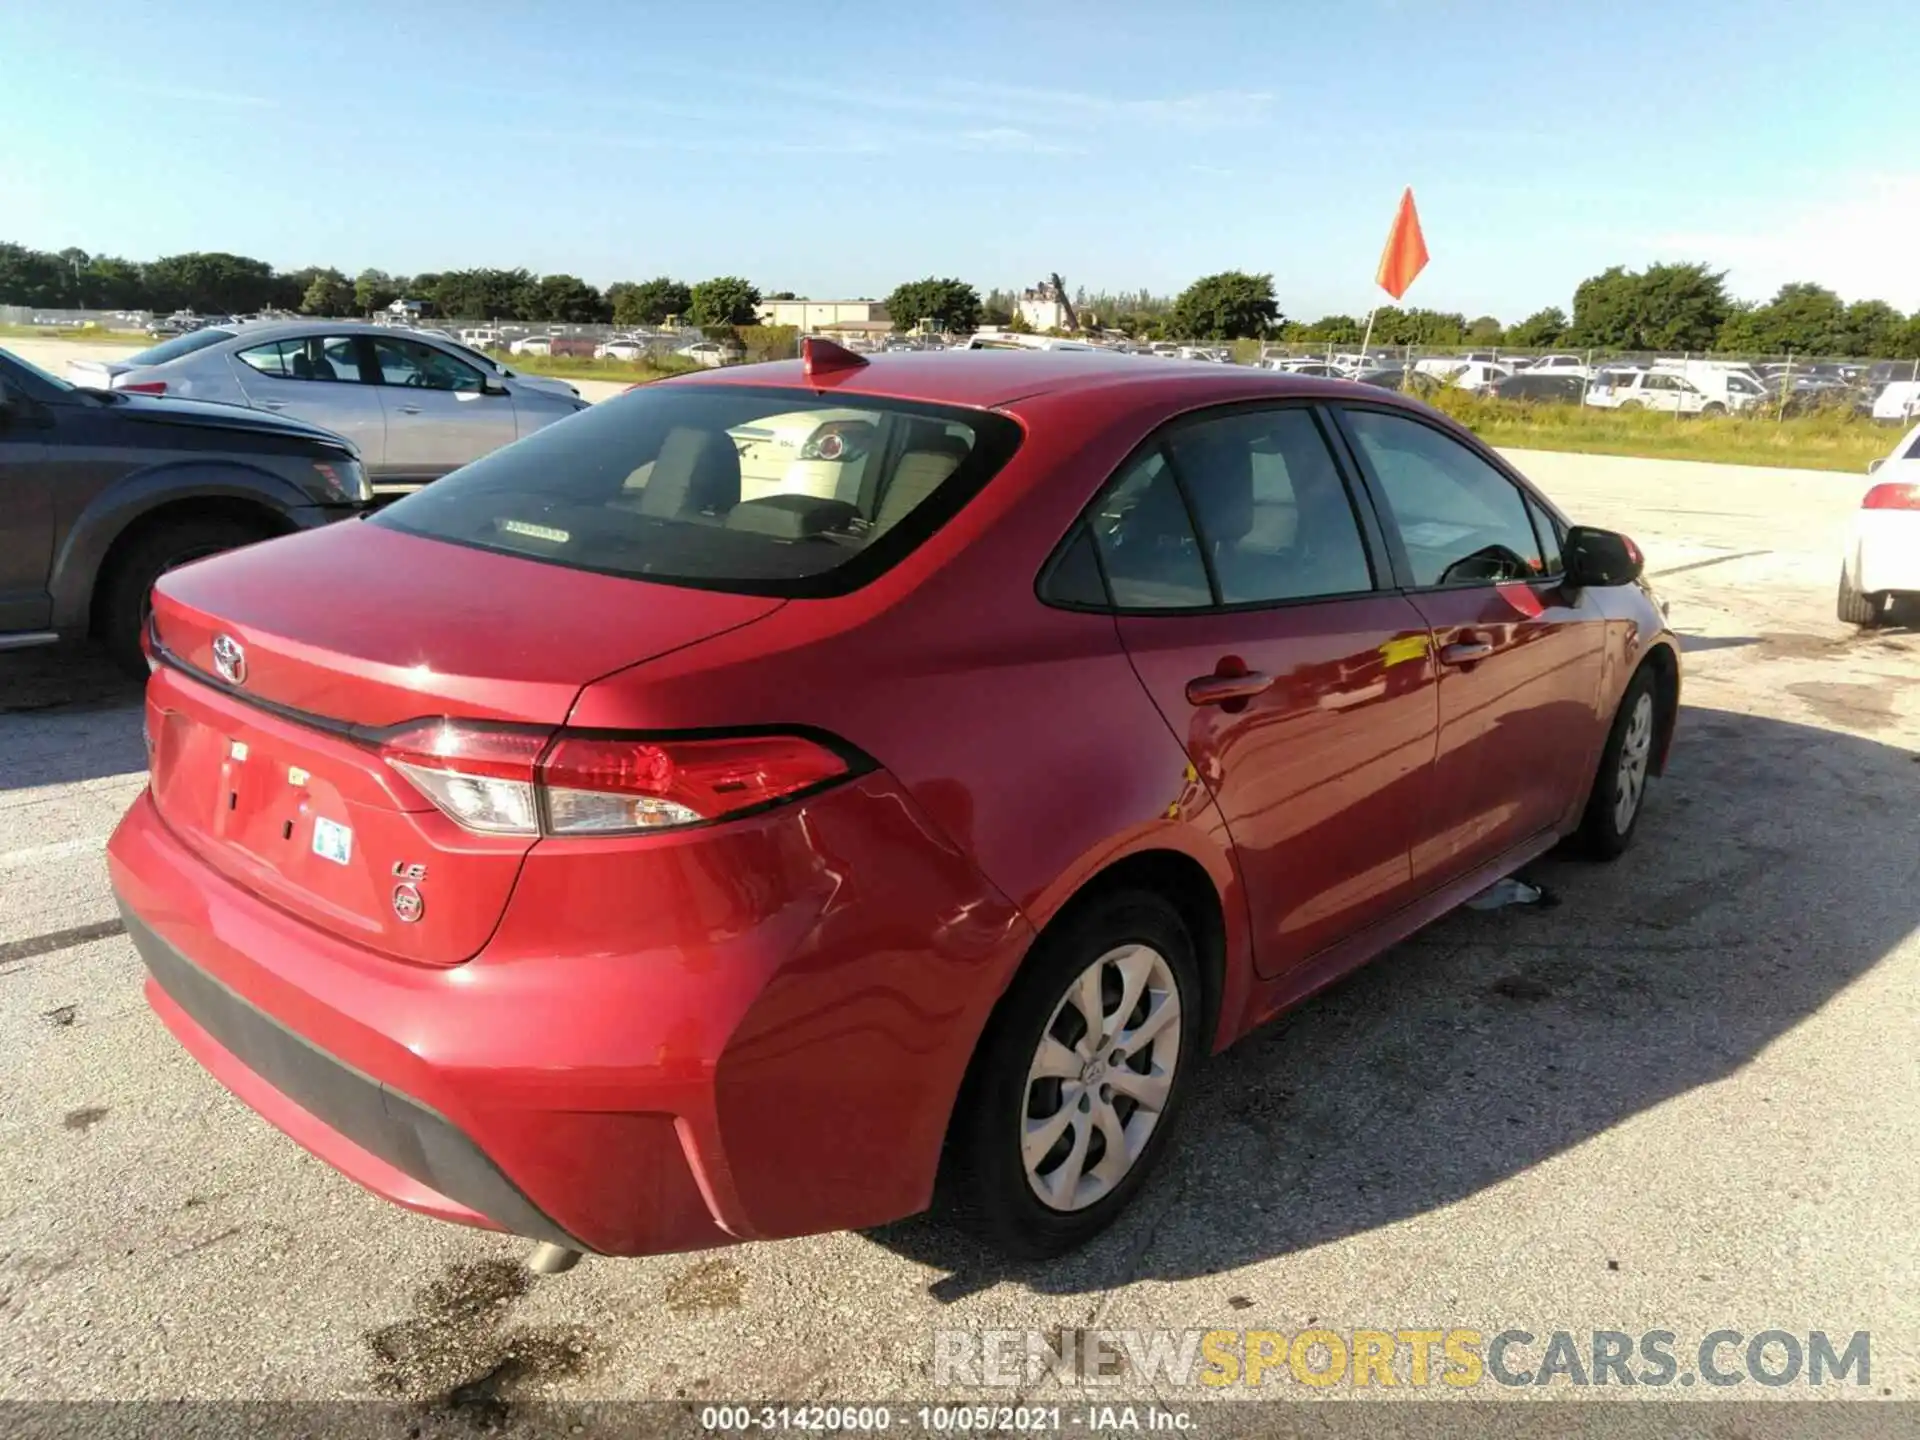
108,345,1678,1262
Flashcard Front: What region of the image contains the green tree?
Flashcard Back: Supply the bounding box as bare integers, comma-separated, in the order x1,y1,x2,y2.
1166,271,1280,340
79,255,145,309
300,269,355,316
141,251,280,313
1504,306,1568,348
1285,314,1362,343
1714,281,1846,355
1568,262,1728,351
0,244,71,306
1840,300,1906,358
426,268,537,320
354,268,400,313
1465,315,1504,345
1367,306,1466,346
524,273,609,322
883,276,982,335
688,275,761,327
610,276,692,326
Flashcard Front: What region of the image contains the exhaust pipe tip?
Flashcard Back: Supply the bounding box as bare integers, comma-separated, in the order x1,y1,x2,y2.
527,1242,583,1276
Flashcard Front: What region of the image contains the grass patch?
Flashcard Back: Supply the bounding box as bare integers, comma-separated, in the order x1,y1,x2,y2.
1421,389,1891,473
489,351,701,385
0,323,150,345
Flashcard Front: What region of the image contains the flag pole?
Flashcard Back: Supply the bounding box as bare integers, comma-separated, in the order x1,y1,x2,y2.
1358,306,1378,372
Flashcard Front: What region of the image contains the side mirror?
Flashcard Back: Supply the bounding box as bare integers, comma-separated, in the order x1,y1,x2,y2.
1867,457,1885,475
479,374,509,397
1563,525,1644,588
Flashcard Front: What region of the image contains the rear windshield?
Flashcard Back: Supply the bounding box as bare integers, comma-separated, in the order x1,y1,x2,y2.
128,328,235,366
372,383,1023,597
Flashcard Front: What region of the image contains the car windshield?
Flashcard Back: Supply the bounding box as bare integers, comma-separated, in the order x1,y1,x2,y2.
2,347,75,392
127,328,235,366
372,383,1023,598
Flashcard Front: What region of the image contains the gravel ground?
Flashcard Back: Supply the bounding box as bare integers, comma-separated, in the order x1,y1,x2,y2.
1,390,1915,1433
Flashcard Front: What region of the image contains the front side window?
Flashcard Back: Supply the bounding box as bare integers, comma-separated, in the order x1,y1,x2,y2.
372,336,484,392
1341,408,1545,587
373,385,1020,597
1165,408,1374,604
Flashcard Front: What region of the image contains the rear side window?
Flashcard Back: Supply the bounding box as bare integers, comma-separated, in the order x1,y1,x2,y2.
237,336,367,383
127,328,235,366
1087,450,1212,609
1166,409,1374,604
372,384,1021,597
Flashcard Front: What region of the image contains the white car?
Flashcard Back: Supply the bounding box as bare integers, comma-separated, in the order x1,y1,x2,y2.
1839,422,1920,625
1516,353,1589,378
676,341,732,368
508,335,554,356
1412,358,1514,393
595,339,650,360
1585,369,1714,415
1871,381,1920,424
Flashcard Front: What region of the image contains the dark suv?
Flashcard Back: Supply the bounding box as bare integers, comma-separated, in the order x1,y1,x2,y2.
1,346,370,673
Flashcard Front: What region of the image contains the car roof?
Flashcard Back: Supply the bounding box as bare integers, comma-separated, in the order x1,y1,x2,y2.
218,319,454,343
670,350,1405,411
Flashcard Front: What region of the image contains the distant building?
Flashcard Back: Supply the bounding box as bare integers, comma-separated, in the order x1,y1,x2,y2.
1017,280,1071,333
757,298,891,332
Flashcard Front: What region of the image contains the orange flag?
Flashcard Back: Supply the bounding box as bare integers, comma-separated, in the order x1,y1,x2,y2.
1375,187,1429,301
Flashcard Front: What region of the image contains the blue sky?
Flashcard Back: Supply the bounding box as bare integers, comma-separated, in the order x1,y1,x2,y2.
5,2,1916,321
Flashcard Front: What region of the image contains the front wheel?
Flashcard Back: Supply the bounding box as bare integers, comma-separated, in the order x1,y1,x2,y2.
1572,666,1660,860
96,516,274,676
939,890,1203,1259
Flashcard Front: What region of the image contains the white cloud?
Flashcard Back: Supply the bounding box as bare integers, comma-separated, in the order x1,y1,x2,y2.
124,84,269,108
1658,173,1920,309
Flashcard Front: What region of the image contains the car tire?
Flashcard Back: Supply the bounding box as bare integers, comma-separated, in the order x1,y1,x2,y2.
1701,402,1727,417
939,889,1203,1260
98,516,274,677
1619,399,1645,412
1571,664,1661,861
1836,564,1881,627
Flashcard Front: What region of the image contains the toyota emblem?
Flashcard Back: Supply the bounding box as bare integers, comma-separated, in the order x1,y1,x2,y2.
211,633,247,686
391,883,425,924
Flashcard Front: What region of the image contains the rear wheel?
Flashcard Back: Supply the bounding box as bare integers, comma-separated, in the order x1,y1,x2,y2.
1701,402,1727,417
940,890,1202,1259
1572,666,1660,860
1837,564,1881,627
1619,399,1645,412
97,516,274,676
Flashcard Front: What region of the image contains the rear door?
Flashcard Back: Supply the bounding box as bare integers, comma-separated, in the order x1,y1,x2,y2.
367,335,516,488
230,334,387,467
1089,404,1439,978
1332,404,1607,889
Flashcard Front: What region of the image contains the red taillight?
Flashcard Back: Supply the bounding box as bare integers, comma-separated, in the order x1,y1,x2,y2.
377,722,854,836
1863,482,1920,510
120,380,168,394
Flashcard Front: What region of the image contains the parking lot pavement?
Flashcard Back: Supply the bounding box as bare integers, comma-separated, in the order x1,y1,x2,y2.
2,449,1915,1424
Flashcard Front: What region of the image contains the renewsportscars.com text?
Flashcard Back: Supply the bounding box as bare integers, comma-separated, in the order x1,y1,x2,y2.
933,1327,1871,1390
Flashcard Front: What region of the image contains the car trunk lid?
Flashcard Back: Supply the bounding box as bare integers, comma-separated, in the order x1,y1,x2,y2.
146,523,783,963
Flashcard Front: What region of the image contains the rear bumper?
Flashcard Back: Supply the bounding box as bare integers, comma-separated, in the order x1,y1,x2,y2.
108,778,1030,1256
1853,513,1920,596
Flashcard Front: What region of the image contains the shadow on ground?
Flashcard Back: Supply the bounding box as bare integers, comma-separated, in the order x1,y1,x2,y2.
0,645,146,790
867,703,1918,1298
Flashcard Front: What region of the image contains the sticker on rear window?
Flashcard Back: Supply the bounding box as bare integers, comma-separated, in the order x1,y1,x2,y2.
312,816,353,866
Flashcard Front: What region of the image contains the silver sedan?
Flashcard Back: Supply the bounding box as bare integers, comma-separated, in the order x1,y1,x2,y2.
66,321,590,495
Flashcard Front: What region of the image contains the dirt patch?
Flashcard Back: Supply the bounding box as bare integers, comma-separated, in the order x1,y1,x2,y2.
62,1106,108,1132
664,1257,747,1314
